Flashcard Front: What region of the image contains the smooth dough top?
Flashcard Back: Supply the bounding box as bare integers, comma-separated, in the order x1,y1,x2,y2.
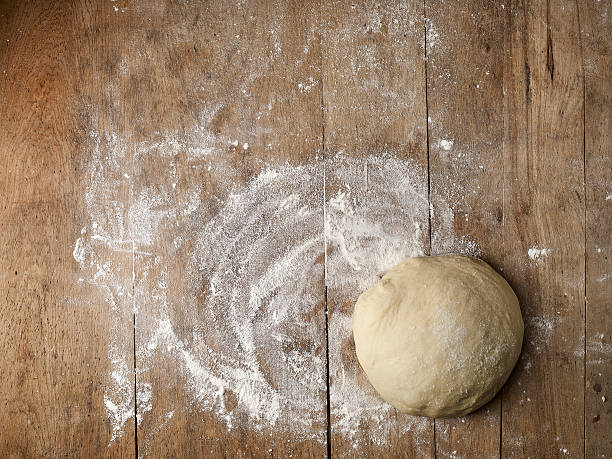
352,254,523,418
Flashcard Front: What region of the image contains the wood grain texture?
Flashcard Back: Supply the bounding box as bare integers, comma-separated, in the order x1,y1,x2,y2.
128,1,327,457
501,0,586,456
321,1,433,457
0,0,610,457
425,1,505,457
0,1,134,457
580,0,612,457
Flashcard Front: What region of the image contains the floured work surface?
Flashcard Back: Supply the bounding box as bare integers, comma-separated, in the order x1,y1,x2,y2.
0,1,610,458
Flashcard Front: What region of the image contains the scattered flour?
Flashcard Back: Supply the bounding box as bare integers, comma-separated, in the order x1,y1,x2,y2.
73,129,137,442
164,160,327,438
438,139,454,151
75,119,464,447
72,237,85,264
528,247,551,260
525,315,561,351
426,18,441,49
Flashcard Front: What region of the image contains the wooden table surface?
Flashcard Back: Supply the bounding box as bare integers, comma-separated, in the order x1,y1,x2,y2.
1,1,610,457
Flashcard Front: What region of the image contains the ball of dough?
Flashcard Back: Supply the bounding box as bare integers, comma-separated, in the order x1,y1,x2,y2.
352,255,523,418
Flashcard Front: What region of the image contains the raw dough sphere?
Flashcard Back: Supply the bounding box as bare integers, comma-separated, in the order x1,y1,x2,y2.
352,255,523,418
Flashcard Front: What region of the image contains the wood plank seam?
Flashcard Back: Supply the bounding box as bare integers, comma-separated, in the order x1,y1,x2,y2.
500,7,505,458
574,4,587,459
325,286,331,459
128,12,139,453
581,1,611,454
319,19,331,454
422,1,436,458
572,2,588,456
500,5,507,458
424,0,433,260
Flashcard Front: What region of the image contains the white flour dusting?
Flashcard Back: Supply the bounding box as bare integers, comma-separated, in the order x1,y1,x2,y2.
525,314,561,352
426,18,441,49
75,121,466,446
438,139,454,151
528,246,551,260
72,237,85,264
74,129,136,442
161,160,326,437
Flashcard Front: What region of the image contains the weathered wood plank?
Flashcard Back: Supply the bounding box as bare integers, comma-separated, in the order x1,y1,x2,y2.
425,1,505,457
579,0,612,456
0,1,135,456
322,1,434,456
501,0,585,456
127,1,327,456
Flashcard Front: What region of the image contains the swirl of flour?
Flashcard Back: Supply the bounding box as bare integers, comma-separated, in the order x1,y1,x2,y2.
76,133,463,444
181,162,327,437
172,153,456,444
